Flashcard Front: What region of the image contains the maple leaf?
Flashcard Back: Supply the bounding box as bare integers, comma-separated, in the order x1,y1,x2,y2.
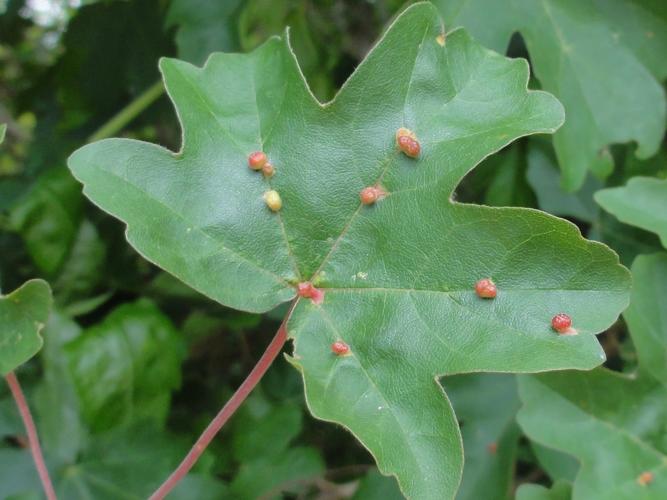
68,4,630,497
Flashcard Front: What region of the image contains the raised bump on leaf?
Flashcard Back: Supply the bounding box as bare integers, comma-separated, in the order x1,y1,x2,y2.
248,151,267,170
331,341,350,356
262,162,275,178
359,186,385,205
297,282,324,305
551,313,574,335
263,190,282,212
396,127,421,158
475,278,497,299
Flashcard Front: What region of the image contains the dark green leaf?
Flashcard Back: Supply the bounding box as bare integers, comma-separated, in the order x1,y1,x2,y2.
34,311,85,462
231,446,324,499
444,374,520,500
352,469,404,500
516,480,572,500
9,168,83,275
0,279,52,375
166,0,243,65
68,4,630,497
64,299,186,432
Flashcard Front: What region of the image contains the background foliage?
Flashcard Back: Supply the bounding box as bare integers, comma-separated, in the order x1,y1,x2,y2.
0,1,665,499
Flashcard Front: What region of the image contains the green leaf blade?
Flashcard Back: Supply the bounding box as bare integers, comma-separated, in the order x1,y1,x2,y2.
595,177,667,248
0,279,52,375
69,138,296,313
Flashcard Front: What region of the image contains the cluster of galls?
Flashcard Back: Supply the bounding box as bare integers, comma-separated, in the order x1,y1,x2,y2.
246,128,423,358
249,132,573,357
247,151,282,211
249,127,422,215
475,278,576,336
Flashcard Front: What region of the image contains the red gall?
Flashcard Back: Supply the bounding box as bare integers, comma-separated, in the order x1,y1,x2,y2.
475,278,497,299
396,127,421,158
297,281,324,304
551,313,575,334
331,341,350,355
360,186,385,205
248,151,267,170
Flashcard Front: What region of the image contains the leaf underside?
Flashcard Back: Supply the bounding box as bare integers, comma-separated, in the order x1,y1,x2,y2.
68,4,630,498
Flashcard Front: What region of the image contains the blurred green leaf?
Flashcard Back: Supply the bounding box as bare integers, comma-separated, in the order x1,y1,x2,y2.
0,425,228,500
589,211,663,267
53,219,107,307
437,0,667,190
352,469,404,500
444,374,520,500
64,299,186,432
530,442,578,483
166,0,244,64
34,311,85,462
228,392,324,498
0,449,40,499
9,167,83,276
231,446,323,499
516,480,572,500
232,394,302,461
595,177,667,248
482,145,534,207
56,0,172,127
526,139,601,223
623,253,667,385
0,279,52,375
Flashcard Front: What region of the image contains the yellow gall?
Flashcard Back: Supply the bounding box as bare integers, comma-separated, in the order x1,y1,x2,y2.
263,190,282,212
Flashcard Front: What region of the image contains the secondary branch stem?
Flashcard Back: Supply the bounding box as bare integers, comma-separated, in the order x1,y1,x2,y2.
149,300,297,500
5,371,57,500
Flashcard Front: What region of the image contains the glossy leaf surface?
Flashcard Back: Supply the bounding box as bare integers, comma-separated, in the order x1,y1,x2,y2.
68,4,630,497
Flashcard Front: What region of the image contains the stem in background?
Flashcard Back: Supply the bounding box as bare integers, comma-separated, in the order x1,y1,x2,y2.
87,80,165,142
149,301,298,500
5,372,57,500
